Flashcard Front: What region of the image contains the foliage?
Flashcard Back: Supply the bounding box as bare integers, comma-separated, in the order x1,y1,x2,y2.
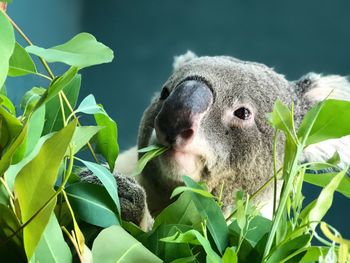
0,4,350,263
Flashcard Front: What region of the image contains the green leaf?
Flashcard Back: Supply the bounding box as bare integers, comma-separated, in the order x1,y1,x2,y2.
154,191,202,228
182,176,229,255
304,172,350,198
70,126,102,155
66,182,119,227
267,99,297,143
12,106,45,163
92,225,162,263
161,229,222,263
170,254,199,263
298,99,350,146
20,87,46,116
0,10,15,87
299,247,329,263
33,213,72,263
0,204,25,261
0,123,28,176
0,94,15,115
94,111,119,171
170,186,215,199
43,74,81,134
139,224,194,262
308,168,347,229
14,121,76,260
8,42,37,77
77,159,120,214
229,215,272,247
136,145,168,175
5,133,54,193
25,33,114,68
265,234,311,263
222,247,238,263
39,66,78,107
0,84,6,95
75,94,104,115
0,105,22,144
0,203,21,245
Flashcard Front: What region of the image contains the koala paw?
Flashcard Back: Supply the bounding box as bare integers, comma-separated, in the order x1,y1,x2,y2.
80,169,153,230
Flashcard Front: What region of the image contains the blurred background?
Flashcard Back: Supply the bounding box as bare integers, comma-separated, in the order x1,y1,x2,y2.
6,0,350,234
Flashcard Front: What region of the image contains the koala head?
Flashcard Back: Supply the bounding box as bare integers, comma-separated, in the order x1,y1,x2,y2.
137,51,350,215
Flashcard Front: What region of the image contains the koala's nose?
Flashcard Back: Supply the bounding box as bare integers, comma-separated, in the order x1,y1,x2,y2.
154,80,213,148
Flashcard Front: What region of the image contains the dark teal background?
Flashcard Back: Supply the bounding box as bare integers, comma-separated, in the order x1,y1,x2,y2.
7,0,350,235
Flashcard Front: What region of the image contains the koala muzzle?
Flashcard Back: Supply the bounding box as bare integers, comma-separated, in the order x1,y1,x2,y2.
155,80,213,148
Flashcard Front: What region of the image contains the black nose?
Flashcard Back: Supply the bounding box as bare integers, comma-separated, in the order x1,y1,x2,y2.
155,79,213,147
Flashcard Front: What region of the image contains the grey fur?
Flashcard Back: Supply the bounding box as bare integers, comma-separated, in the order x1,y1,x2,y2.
134,54,350,218
80,170,147,225
84,53,350,227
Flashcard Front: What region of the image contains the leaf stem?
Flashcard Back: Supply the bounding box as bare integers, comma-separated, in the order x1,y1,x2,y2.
60,92,100,163
272,131,279,217
62,226,84,263
263,145,303,260
225,169,282,222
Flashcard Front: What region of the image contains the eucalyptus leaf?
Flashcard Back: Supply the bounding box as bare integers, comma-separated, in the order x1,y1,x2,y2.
182,176,229,255
14,121,76,260
5,133,54,192
20,87,46,116
66,182,119,227
75,94,104,115
0,9,15,87
265,234,311,263
43,74,81,134
0,123,28,176
0,84,6,95
26,32,114,68
33,213,72,263
92,225,162,263
77,159,120,214
267,99,297,143
94,111,119,171
308,168,347,229
140,224,194,262
222,247,238,263
170,186,215,199
298,99,350,146
161,229,222,263
8,42,37,77
304,172,350,198
12,106,45,164
39,66,78,107
0,203,21,246
0,94,15,115
154,191,202,229
69,126,102,155
136,145,168,175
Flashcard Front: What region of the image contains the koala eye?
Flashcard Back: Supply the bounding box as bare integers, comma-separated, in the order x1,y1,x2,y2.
233,107,251,120
159,87,170,100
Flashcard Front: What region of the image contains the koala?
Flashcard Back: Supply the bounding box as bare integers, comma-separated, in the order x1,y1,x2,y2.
85,52,350,229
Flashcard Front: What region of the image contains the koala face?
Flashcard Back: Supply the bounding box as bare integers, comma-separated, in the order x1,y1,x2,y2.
137,52,350,215
137,54,295,214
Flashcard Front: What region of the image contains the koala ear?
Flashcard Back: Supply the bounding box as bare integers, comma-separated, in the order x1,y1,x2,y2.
295,73,350,168
173,50,197,71
294,73,350,103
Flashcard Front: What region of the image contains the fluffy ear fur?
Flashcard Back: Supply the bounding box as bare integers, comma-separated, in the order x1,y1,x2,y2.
172,50,197,71
294,73,350,103
294,73,350,168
